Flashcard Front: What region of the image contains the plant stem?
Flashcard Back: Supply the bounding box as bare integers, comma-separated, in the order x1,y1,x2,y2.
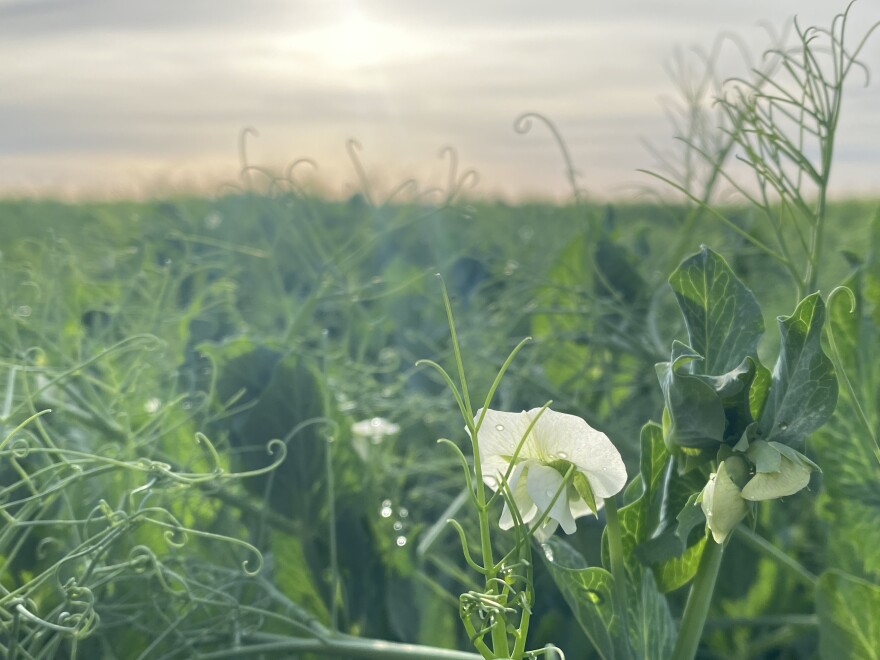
671,538,724,660
197,632,484,659
603,496,629,649
733,525,816,586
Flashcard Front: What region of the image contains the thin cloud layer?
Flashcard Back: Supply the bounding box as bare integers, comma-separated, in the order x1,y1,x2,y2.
1,0,877,199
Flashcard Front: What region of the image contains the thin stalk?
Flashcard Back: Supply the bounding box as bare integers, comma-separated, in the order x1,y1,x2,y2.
440,280,506,657
671,538,724,660
197,632,484,659
733,525,817,586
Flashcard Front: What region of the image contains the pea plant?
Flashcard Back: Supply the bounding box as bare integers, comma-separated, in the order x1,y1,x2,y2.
423,5,879,659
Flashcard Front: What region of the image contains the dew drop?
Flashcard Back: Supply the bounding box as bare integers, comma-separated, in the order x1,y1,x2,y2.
545,488,556,498
495,424,505,431
144,398,161,414
380,499,393,518
557,451,568,459
779,422,789,431
16,305,32,318
393,521,403,531
398,507,409,519
395,536,407,547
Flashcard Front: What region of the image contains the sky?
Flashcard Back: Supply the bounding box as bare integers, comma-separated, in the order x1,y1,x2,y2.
1,0,878,201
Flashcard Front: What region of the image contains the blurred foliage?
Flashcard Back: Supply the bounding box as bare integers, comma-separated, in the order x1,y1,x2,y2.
0,185,877,658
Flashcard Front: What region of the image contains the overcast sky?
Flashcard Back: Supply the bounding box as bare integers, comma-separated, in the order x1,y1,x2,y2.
1,0,878,200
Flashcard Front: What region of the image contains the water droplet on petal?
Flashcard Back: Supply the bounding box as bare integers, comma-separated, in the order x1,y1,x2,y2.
495,424,505,431
557,451,568,459
779,422,789,431
395,536,407,547
545,488,556,498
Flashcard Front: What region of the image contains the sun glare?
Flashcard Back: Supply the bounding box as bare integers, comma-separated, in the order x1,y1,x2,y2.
289,8,426,72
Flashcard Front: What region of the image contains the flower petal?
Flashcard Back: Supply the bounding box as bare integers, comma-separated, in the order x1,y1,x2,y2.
498,461,538,529
528,408,627,498
526,463,577,534
700,459,748,544
473,409,541,482
741,454,813,501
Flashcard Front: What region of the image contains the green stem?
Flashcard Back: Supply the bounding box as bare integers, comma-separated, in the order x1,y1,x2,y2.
603,496,629,648
671,538,724,660
733,525,817,586
197,632,484,659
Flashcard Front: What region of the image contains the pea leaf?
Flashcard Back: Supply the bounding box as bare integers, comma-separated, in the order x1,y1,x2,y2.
756,293,838,446
656,342,725,449
540,537,619,660
816,570,880,660
668,246,764,376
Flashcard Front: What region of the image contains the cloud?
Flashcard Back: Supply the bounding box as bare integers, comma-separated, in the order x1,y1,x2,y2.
1,0,877,199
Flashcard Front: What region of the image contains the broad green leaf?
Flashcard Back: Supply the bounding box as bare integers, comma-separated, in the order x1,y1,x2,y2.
653,537,707,593
541,536,619,660
756,293,838,446
668,246,764,376
656,343,725,449
634,448,706,571
617,422,670,565
269,529,330,625
816,570,880,660
749,360,772,421
200,338,328,514
626,570,675,660
658,344,761,450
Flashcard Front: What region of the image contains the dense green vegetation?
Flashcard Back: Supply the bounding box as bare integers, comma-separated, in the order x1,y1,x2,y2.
0,189,877,658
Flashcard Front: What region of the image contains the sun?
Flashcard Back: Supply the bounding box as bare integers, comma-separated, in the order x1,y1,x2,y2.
286,7,432,73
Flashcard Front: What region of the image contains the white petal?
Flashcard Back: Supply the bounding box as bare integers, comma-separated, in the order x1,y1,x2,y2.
741,455,812,501
700,460,748,544
473,409,541,482
498,461,538,529
528,408,627,498
526,463,577,534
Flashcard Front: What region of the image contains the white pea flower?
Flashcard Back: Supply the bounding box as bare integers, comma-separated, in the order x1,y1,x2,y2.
351,417,400,460
472,408,627,538
699,444,820,544
698,458,749,544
